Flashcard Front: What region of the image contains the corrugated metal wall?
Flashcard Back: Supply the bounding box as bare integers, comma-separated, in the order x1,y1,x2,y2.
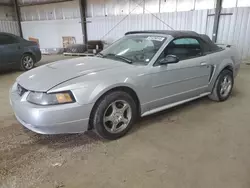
20,0,80,21
87,6,250,59
86,10,209,42
0,5,20,35
217,7,250,59
86,0,216,17
17,0,250,58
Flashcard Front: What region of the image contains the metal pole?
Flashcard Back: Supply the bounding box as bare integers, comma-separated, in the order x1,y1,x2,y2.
212,0,222,42
13,0,23,37
79,0,88,45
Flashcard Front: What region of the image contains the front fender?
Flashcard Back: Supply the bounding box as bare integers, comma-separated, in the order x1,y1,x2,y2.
89,81,139,104
49,76,143,106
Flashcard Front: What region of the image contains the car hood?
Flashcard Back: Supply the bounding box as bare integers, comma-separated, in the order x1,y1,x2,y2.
17,57,129,92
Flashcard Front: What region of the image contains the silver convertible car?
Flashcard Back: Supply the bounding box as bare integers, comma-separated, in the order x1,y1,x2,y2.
10,30,241,140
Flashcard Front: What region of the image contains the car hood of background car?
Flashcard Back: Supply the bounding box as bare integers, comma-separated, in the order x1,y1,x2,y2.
17,57,131,92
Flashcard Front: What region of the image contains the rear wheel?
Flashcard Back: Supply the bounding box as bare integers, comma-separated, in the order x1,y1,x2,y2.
20,54,35,71
209,69,234,101
91,91,137,140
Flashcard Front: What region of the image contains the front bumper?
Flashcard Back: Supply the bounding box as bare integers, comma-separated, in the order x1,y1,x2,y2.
10,84,93,134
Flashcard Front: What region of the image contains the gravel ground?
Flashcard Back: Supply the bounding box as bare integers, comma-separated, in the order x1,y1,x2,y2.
1,56,250,188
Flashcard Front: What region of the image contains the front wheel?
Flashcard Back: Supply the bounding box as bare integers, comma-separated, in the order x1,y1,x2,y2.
91,91,137,140
209,69,234,102
20,54,35,71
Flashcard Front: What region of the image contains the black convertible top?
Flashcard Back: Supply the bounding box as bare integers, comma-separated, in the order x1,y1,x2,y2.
125,30,220,52
125,30,200,38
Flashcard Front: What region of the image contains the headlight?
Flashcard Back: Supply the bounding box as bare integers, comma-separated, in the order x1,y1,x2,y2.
27,91,75,105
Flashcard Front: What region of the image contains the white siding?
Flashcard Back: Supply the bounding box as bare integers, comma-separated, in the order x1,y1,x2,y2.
20,0,82,50
0,5,19,36
21,19,83,49
20,0,80,21
217,7,250,59
18,0,250,59
86,9,210,43
87,7,250,59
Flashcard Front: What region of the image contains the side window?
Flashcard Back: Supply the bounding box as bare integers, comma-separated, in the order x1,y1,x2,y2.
159,37,202,62
173,38,199,45
0,35,18,45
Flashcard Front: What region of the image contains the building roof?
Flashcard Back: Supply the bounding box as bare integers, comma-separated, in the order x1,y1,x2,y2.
125,30,200,38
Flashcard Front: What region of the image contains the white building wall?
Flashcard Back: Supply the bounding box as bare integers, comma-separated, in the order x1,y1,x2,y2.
0,5,19,36
216,7,250,59
19,0,250,59
87,6,250,59
20,0,81,21
20,0,83,50
21,19,83,49
86,10,210,43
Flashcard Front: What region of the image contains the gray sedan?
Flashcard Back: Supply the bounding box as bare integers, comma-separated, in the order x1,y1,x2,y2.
10,30,241,140
0,32,41,71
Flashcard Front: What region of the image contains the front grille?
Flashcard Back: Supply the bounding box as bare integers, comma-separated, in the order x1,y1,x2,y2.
17,84,27,96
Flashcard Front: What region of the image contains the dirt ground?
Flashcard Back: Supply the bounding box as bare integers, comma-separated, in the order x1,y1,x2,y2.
1,55,250,188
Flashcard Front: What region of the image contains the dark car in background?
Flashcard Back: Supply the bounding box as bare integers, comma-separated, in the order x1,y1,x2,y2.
0,32,41,71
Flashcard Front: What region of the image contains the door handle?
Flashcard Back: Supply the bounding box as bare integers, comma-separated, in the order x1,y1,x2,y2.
200,62,207,66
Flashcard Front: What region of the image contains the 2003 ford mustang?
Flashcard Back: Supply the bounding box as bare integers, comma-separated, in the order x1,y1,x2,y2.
10,30,241,140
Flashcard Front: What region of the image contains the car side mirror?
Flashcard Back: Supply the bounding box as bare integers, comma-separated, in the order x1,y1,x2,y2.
159,55,179,65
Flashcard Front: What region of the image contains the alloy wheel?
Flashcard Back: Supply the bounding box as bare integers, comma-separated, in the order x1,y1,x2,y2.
220,75,233,98
22,56,34,70
103,100,132,134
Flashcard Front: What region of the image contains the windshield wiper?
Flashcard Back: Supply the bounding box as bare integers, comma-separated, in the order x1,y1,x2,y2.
101,53,133,64
96,52,104,57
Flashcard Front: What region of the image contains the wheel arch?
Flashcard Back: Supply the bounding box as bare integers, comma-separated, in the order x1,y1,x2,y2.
88,85,141,130
209,62,234,92
223,65,233,73
22,51,36,62
217,58,234,75
216,64,234,82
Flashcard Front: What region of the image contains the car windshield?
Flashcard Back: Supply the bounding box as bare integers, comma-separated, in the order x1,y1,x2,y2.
99,35,167,65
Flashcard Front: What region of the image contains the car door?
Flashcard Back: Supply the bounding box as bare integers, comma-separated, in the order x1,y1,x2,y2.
147,37,212,110
0,34,22,68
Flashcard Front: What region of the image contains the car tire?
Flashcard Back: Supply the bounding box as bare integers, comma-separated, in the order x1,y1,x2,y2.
208,69,234,102
91,91,137,140
20,54,35,71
